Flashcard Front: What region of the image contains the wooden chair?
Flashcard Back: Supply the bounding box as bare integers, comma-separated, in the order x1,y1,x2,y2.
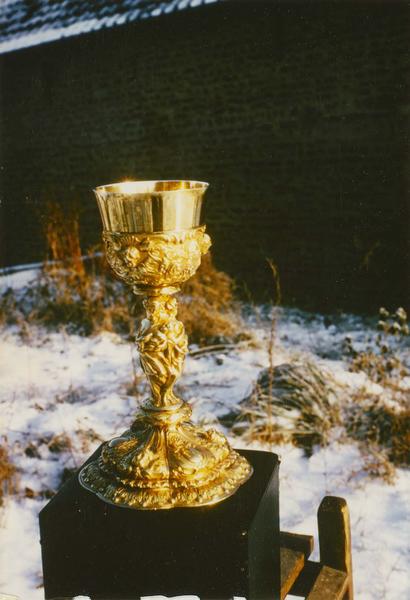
280,496,353,599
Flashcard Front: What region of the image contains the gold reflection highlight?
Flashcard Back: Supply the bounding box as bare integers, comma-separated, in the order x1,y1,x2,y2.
94,180,209,233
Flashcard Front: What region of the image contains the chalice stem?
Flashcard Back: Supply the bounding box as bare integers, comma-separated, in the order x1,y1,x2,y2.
136,292,188,409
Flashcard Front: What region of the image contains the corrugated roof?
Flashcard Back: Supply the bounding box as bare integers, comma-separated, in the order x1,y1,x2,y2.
0,0,220,55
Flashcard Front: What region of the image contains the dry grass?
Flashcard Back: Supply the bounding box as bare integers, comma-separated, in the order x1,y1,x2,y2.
38,203,133,335
42,201,85,278
344,307,409,394
359,447,397,484
347,392,410,470
232,303,409,480
0,262,134,337
343,306,409,477
1,202,247,344
234,360,343,454
234,353,409,479
0,202,133,336
179,253,247,345
0,440,17,505
47,433,73,455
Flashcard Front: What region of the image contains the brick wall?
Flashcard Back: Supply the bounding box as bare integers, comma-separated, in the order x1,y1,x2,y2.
1,1,408,311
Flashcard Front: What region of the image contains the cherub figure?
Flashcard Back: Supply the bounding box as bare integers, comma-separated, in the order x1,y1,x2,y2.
136,295,188,407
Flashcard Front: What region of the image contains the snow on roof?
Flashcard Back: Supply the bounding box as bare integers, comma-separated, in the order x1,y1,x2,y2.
0,0,220,55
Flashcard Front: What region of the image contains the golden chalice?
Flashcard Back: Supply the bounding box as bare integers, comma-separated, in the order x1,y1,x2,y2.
79,180,252,509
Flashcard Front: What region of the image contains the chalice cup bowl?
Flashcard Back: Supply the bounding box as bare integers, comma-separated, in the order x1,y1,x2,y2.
79,180,253,509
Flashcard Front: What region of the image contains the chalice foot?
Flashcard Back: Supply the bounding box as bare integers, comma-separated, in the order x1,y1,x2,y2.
80,401,252,509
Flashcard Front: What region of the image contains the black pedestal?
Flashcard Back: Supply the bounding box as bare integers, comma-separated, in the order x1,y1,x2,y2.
39,448,280,600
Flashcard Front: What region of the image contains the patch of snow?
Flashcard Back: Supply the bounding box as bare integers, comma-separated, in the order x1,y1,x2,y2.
0,268,39,292
0,498,44,600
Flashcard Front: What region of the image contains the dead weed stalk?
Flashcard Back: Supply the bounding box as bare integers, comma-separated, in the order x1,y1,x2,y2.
0,439,17,505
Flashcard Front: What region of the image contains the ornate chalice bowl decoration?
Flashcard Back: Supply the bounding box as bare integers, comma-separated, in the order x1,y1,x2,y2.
79,180,253,509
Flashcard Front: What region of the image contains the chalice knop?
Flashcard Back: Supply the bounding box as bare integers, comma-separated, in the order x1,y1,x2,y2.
79,180,253,509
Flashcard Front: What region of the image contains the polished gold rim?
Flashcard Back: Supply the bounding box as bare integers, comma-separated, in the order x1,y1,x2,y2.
94,180,209,234
94,179,209,195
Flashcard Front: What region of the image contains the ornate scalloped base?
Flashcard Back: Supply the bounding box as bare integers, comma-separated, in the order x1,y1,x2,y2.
79,409,253,510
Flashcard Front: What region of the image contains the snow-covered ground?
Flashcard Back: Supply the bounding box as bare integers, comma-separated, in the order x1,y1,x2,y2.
0,271,409,599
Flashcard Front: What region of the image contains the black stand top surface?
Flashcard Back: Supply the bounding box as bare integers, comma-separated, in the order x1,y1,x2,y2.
40,446,279,529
